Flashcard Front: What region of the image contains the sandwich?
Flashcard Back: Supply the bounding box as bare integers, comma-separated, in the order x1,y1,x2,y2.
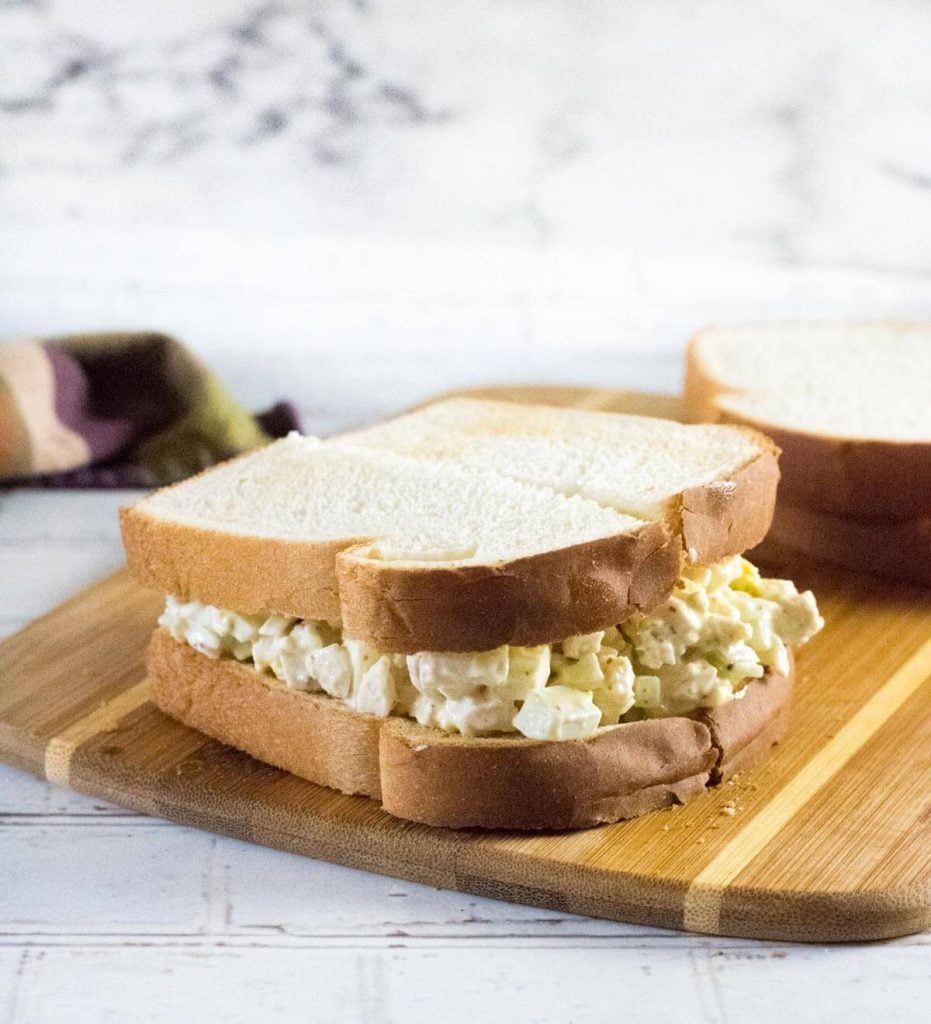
685,323,931,584
120,399,823,829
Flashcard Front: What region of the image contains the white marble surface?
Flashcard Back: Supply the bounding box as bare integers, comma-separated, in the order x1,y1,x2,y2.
3,0,931,426
3,0,931,272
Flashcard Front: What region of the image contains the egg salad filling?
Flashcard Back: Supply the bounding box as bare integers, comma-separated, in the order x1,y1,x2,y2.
159,556,823,742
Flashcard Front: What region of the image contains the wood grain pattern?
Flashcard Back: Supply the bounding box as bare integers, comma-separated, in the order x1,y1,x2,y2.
0,388,929,943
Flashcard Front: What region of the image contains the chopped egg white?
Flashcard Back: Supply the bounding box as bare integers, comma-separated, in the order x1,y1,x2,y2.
407,647,509,701
513,686,603,740
307,644,353,699
352,656,398,717
158,555,823,741
561,631,604,659
592,652,636,724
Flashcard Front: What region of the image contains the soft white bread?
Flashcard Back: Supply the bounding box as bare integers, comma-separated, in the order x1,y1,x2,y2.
684,323,931,519
121,403,779,651
122,437,677,651
341,398,780,564
148,629,793,829
755,502,931,587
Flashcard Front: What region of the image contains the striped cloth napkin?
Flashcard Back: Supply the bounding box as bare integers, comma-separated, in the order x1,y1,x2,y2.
0,333,301,488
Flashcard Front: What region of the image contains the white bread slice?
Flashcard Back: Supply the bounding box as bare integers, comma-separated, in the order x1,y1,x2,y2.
122,404,779,650
754,502,931,587
148,629,793,829
684,323,931,519
340,398,779,564
121,435,677,652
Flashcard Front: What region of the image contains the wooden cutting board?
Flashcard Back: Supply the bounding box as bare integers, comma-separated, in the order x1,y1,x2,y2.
1,387,929,943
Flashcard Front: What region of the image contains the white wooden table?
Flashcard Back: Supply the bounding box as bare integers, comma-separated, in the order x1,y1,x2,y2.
2,487,929,1024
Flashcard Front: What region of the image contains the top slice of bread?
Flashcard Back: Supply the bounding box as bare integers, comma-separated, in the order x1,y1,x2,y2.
340,398,779,564
121,401,779,652
122,435,677,651
684,323,931,519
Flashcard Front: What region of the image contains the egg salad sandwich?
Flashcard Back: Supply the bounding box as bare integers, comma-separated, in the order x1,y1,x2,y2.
120,399,823,830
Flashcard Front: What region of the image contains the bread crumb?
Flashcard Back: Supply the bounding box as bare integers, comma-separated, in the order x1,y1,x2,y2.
662,824,670,832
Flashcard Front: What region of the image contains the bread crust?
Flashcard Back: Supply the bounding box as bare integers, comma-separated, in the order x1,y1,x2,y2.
697,654,794,783
679,440,780,564
756,502,931,586
146,630,794,830
379,715,716,829
121,506,350,622
338,523,680,652
149,628,383,798
122,429,780,651
684,333,931,520
721,416,931,521
123,506,684,651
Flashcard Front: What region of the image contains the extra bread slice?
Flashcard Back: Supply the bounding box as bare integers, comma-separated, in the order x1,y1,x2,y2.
755,502,931,587
122,436,677,652
121,403,779,652
684,323,931,519
341,398,780,564
147,629,794,830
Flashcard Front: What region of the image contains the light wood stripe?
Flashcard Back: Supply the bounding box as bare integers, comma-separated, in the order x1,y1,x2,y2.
683,633,931,933
44,681,152,787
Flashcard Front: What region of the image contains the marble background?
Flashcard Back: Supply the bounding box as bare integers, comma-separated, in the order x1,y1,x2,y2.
2,0,931,418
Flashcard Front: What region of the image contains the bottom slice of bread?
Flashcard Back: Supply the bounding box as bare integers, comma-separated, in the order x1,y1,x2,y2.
147,629,793,830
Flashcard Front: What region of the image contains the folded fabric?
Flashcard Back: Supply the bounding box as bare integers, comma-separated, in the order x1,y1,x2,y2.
0,332,301,487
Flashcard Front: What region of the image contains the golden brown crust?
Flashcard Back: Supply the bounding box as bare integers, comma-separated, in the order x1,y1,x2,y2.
123,506,684,651
121,506,349,621
123,459,778,654
697,654,794,783
683,333,931,520
379,716,716,829
720,417,931,521
147,630,795,830
148,628,383,798
679,441,780,564
757,503,931,586
122,399,782,648
338,524,680,652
